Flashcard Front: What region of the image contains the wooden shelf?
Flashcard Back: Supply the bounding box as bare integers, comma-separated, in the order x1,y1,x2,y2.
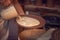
24,5,60,12
42,13,60,17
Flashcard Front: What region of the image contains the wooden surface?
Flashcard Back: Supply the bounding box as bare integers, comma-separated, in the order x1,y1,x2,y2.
24,5,60,11
42,13,60,17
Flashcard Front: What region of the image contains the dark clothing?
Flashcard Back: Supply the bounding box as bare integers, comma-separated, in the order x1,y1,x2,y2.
7,18,18,40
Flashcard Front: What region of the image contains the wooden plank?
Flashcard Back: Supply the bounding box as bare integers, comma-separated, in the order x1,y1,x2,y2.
42,13,60,17
24,5,60,11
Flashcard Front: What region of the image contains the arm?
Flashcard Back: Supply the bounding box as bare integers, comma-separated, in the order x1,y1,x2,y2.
13,0,25,15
